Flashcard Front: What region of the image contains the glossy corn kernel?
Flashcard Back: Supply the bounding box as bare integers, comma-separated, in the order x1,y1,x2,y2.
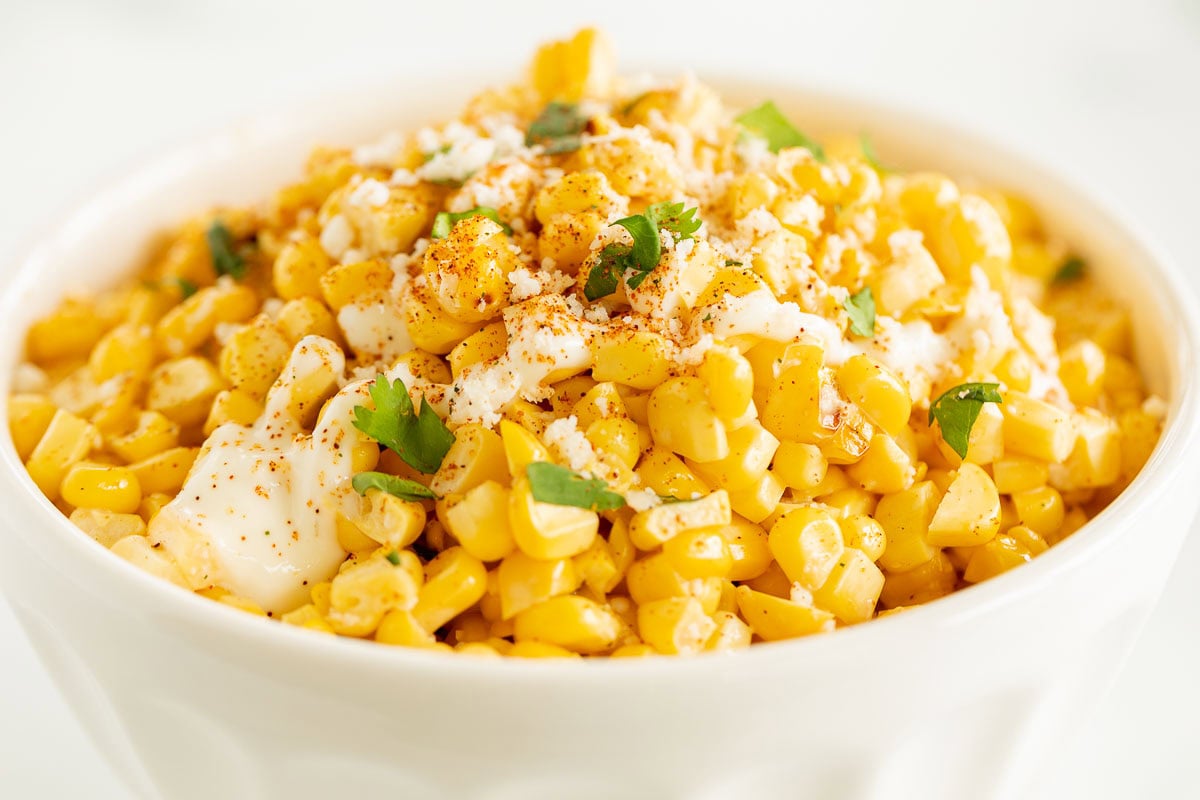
509,476,598,560
353,489,427,550
772,441,827,492
936,401,1005,466
637,597,715,655
835,355,911,437
585,416,641,469
147,357,226,428
447,322,508,378
1010,486,1065,538
496,550,581,620
635,446,709,500
1051,409,1121,490
590,329,673,390
1001,392,1075,462
696,346,754,421
154,281,258,357
736,586,834,641
530,27,614,102
962,534,1032,583
110,534,189,589
25,409,98,500
839,514,887,561
926,463,1001,547
686,422,778,492
412,547,488,633
276,296,341,344
441,480,516,562
26,300,107,364
272,238,330,300
724,471,785,524
60,462,142,514
875,480,941,572
661,528,733,579
572,536,622,594
319,259,393,311
647,377,728,463
513,595,622,654
421,216,514,323
8,394,58,461
328,557,419,637
376,609,435,647
1059,339,1106,407
879,551,957,608
127,447,199,495
203,389,264,436
70,507,147,548
813,547,885,624
626,553,722,613
761,344,824,443
431,424,509,498
628,490,731,550
88,323,156,382
768,506,845,590
845,433,915,494
403,279,485,355
717,515,772,581
218,315,292,399
991,456,1049,495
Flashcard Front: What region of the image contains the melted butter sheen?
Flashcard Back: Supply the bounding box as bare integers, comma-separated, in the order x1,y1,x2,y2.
149,337,363,614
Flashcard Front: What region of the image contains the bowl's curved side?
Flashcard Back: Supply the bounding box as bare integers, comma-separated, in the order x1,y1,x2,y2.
1,76,1198,800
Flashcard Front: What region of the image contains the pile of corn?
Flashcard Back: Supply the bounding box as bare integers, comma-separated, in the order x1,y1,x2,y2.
8,29,1162,657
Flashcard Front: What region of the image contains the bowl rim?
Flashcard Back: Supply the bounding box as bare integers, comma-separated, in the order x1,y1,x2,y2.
2,70,1199,683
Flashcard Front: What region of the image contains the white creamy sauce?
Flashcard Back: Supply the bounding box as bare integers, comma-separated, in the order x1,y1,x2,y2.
149,337,361,614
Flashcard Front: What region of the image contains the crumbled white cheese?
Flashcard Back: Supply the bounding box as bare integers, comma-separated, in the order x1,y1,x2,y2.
319,214,354,259
352,130,405,166
625,488,663,512
337,297,414,364
676,334,716,366
346,177,390,209
541,416,596,475
389,169,419,187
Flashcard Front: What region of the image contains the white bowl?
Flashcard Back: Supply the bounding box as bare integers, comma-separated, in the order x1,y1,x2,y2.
2,76,1199,800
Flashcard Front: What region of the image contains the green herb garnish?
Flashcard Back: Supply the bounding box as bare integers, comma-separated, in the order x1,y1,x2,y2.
583,202,703,300
1052,256,1085,285
928,382,1004,459
205,220,247,280
170,277,198,299
525,462,625,511
430,206,511,239
860,133,887,172
525,102,588,154
351,471,438,502
735,101,826,161
351,376,454,474
843,287,876,338
385,550,402,566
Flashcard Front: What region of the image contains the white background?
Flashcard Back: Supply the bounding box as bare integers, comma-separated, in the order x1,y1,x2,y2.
1,0,1198,797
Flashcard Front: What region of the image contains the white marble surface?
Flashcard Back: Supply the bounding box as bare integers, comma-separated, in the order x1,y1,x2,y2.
1,0,1197,796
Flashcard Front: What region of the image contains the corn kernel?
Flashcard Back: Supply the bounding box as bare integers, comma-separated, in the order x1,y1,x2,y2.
772,441,827,492
926,463,1001,547
875,481,941,572
128,447,199,495
1010,486,1065,538
1001,392,1075,462
25,409,98,500
88,323,156,382
509,476,598,560
273,238,330,300
724,471,785,524
412,547,488,632
648,377,729,463
735,586,834,641
60,462,142,514
813,547,885,623
513,595,621,654
629,490,730,550
769,506,845,590
8,394,58,461
879,551,956,608
637,597,715,655
203,389,264,436
70,507,147,547
962,534,1031,583
110,534,189,589
147,357,226,428
441,480,516,562
686,422,778,491
328,557,419,637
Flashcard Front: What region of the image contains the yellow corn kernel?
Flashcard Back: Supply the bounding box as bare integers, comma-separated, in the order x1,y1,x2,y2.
585,417,641,470
1006,524,1049,555
662,528,733,579
203,389,264,436
687,423,778,492
281,604,334,634
497,550,581,619
629,490,731,550
736,586,834,641
835,355,911,437
930,193,1012,285
718,516,772,581
1010,486,1065,538
822,487,877,519
935,401,1004,466
573,536,621,594
1058,339,1106,407
128,447,199,495
1001,392,1075,462
138,492,172,523
772,441,827,492
530,27,614,102
26,300,107,364
761,343,825,443
725,470,786,525
813,547,885,624
421,216,514,322
635,446,709,500
107,411,178,464
447,322,508,378
1051,410,1121,490
569,382,623,427
626,553,722,612
327,557,419,637
591,329,674,390
431,423,509,496
272,238,330,300
147,357,226,428
637,597,716,655
375,609,435,647
60,462,142,514
875,480,941,572
70,507,147,547
448,612,491,645
697,346,754,421
275,297,341,345
926,462,1001,547
507,641,580,659
110,534,189,588
441,480,516,562
218,315,292,399
647,377,728,463
412,547,488,632
705,610,753,652
402,278,485,355
319,259,393,310
962,534,1032,583
25,409,98,500
455,642,501,658
88,323,156,382
769,506,845,590
993,348,1034,393
8,394,58,460
992,456,1049,495
353,489,427,549
513,595,621,654
611,643,657,658
879,551,957,608
845,432,915,494
839,514,886,561
508,476,598,560
154,281,258,357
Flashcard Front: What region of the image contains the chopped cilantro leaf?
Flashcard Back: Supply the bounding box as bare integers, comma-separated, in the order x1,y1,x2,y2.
859,133,887,172
928,382,1004,460
525,462,625,511
351,471,438,502
646,201,702,241
205,220,247,280
385,550,402,566
1052,256,1085,284
431,206,511,239
526,102,588,154
843,287,876,338
583,202,702,300
735,101,826,161
351,376,454,474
